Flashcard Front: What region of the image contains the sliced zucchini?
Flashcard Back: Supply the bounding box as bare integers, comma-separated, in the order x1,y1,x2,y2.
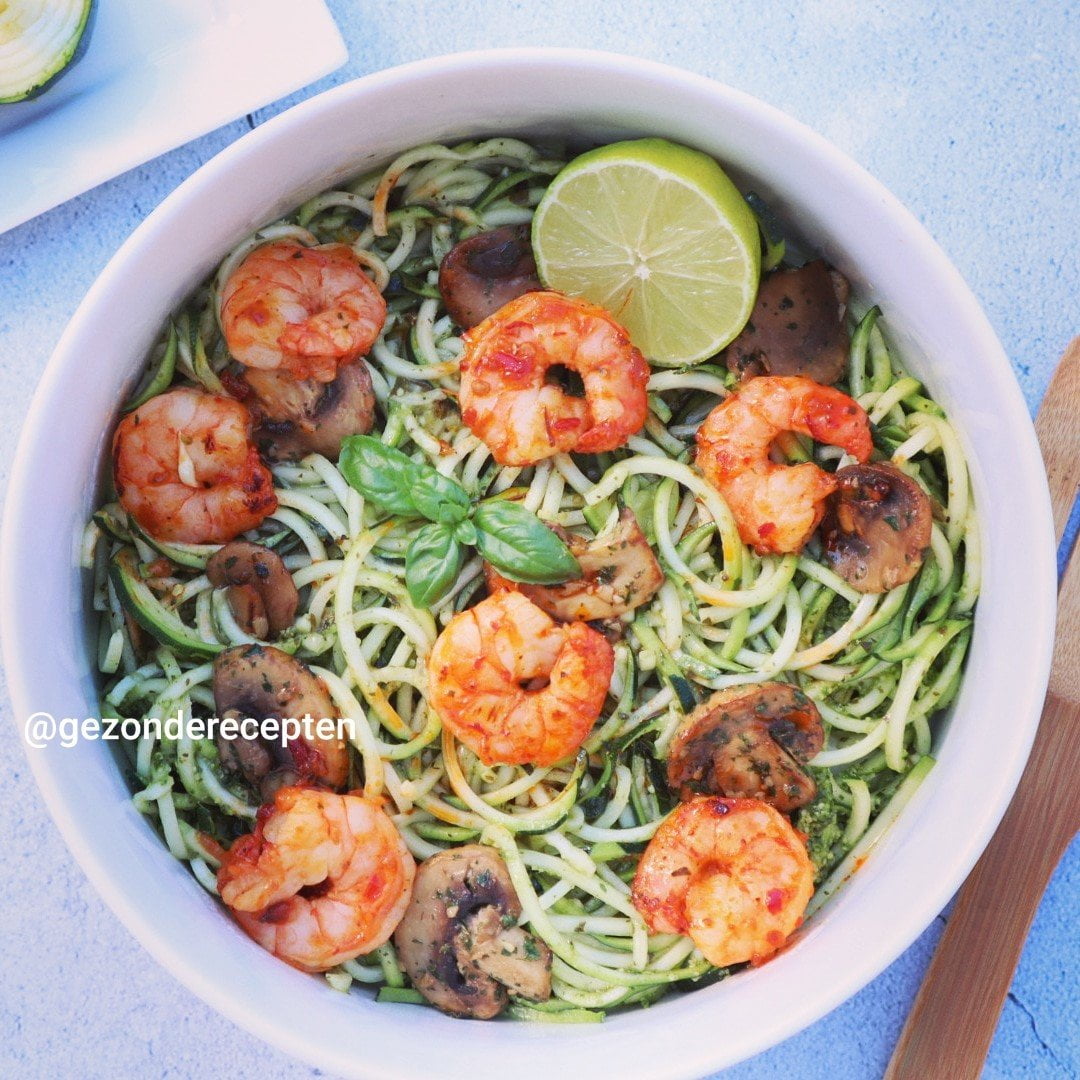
123,322,177,412
110,548,221,658
588,842,628,863
475,169,543,212
192,334,225,394
630,618,700,712
0,0,96,104
410,822,480,843
92,504,132,544
129,519,218,570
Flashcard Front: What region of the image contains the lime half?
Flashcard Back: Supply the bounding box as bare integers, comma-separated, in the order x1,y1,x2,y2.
532,138,761,367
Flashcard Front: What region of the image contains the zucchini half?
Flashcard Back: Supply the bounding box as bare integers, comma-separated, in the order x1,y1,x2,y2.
0,0,96,104
110,548,222,659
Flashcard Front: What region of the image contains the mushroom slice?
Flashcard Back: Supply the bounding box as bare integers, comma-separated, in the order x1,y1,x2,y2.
215,715,274,782
242,360,376,462
484,508,664,622
819,462,933,593
666,682,824,812
206,540,299,638
456,906,552,1002
212,644,349,798
438,224,542,329
393,845,552,1019
725,260,850,385
215,736,298,802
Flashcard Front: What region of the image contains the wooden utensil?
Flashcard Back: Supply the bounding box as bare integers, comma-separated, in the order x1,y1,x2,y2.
885,338,1080,1080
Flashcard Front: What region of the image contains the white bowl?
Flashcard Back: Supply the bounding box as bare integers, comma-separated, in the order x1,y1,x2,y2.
1,48,1057,1079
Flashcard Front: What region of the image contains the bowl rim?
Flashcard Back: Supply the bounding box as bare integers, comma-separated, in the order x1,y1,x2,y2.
1,46,1057,1078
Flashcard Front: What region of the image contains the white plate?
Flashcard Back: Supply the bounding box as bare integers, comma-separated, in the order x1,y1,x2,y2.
0,0,346,235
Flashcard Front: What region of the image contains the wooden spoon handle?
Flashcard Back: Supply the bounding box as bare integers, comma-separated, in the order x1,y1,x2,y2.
1038,337,1080,542
887,339,1080,1079
883,696,1073,1080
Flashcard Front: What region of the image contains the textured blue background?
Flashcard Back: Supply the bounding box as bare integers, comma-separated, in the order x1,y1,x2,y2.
1,2,1076,1077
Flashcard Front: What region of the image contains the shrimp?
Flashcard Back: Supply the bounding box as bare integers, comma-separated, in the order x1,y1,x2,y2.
426,591,615,766
220,241,387,383
695,375,872,554
631,796,814,968
113,387,276,543
217,786,415,972
458,291,649,466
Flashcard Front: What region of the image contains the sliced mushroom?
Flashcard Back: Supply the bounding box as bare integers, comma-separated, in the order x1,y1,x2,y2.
393,845,552,1019
666,682,824,812
725,261,851,385
438,225,542,329
484,508,664,622
819,462,933,593
215,730,273,786
214,734,300,803
242,359,376,462
212,644,349,800
456,906,552,1001
206,541,299,639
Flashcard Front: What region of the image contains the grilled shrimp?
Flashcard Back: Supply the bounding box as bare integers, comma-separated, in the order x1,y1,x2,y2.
695,375,872,554
217,787,415,972
220,241,387,383
426,591,615,766
631,796,814,968
458,291,649,466
112,387,276,543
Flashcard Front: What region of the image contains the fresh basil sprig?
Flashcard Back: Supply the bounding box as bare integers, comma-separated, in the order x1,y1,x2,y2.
472,500,581,584
405,522,464,607
340,435,581,607
338,437,419,517
410,470,471,525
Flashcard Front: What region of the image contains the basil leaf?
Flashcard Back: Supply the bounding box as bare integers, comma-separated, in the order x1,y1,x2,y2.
339,436,419,516
405,523,463,607
453,518,479,546
473,500,581,584
411,470,470,526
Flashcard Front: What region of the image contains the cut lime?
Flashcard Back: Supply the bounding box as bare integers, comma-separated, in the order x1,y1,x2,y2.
532,138,761,367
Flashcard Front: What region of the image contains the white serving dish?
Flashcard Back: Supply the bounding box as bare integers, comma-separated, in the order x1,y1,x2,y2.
0,48,1056,1079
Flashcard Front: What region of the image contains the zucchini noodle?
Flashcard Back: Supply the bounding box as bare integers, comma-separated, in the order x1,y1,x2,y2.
89,137,978,1021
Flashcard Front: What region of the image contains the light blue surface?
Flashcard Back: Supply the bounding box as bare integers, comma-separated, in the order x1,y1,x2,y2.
1,2,1077,1078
